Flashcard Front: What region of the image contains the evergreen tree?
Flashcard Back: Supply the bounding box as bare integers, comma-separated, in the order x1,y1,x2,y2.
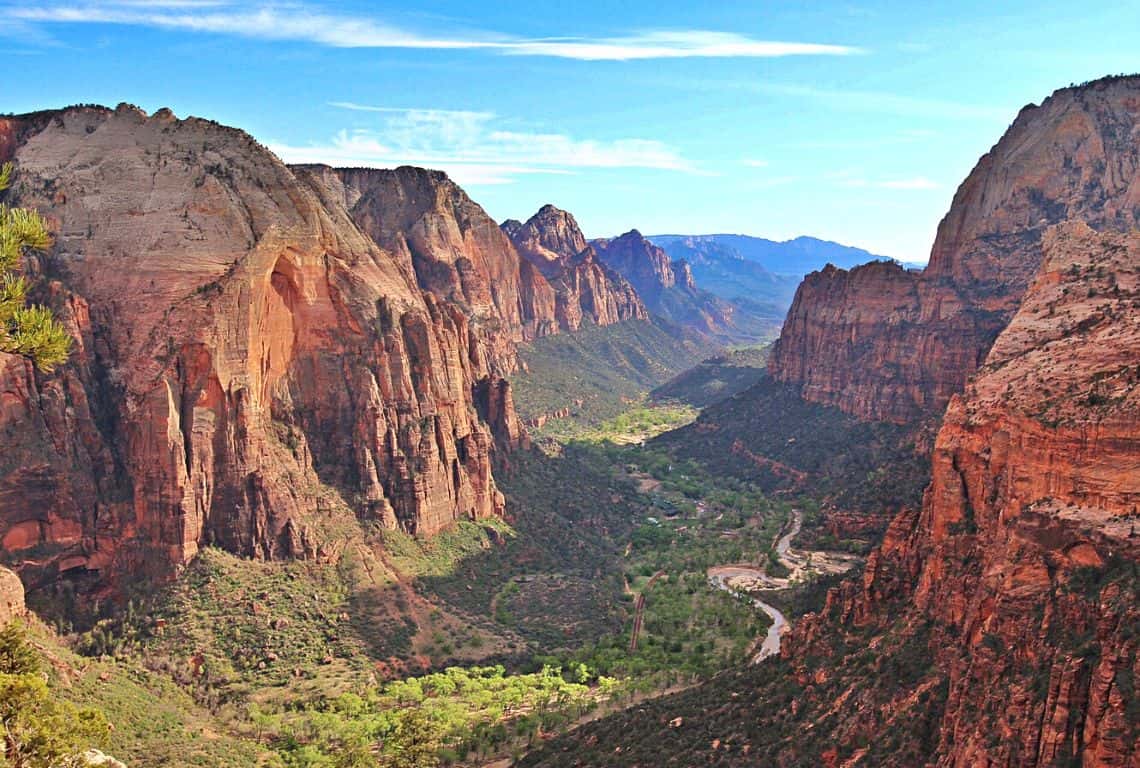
0,621,110,768
0,163,71,371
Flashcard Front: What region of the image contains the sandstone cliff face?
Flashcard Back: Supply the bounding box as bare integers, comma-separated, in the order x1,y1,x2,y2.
301,164,526,364
771,76,1140,423
0,105,522,596
503,205,647,331
593,230,736,337
787,222,1140,767
503,204,589,272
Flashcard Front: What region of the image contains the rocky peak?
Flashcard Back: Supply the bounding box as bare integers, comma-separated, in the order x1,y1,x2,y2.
593,230,743,339
506,203,590,273
303,164,526,368
770,76,1140,423
502,205,647,332
500,218,524,239
593,229,677,295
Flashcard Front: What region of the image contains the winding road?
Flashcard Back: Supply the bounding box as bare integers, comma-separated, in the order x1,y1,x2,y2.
708,508,802,663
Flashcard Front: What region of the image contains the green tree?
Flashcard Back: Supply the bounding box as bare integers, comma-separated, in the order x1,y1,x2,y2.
380,709,440,768
0,621,39,677
0,622,110,768
0,163,71,371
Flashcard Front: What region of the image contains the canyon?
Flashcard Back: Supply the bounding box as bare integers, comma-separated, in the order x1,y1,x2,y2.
0,75,1137,768
0,104,770,602
786,221,1139,767
520,76,1140,768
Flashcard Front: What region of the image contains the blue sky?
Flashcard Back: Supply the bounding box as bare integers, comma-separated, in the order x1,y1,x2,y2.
3,1,1139,261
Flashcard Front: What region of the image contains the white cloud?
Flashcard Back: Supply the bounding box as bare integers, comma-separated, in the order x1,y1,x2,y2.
742,158,769,168
8,3,861,60
501,32,860,61
270,107,694,185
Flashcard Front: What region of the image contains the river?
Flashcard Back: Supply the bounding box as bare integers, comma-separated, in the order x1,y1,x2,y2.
707,508,802,663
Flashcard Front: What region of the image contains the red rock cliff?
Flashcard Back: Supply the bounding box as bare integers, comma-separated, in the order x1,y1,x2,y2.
788,221,1140,767
771,76,1140,423
502,205,647,331
0,105,524,596
593,229,737,336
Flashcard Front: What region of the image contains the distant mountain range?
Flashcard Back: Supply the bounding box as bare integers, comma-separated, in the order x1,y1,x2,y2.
646,233,913,317
648,234,904,275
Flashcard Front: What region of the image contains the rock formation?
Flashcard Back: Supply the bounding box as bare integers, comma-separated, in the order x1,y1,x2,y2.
0,566,25,625
0,104,525,596
771,76,1140,423
502,205,646,332
592,230,738,337
787,221,1140,767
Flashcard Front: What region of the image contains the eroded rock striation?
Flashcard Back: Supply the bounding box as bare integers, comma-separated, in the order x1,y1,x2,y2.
592,229,737,337
0,105,528,596
788,221,1140,767
771,76,1140,423
502,205,646,332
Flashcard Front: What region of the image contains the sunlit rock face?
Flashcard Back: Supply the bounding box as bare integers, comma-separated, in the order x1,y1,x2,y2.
788,221,1140,767
503,204,647,333
0,105,526,597
771,76,1140,423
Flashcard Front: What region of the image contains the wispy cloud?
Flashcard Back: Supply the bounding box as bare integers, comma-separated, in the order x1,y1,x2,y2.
742,158,770,168
271,106,695,185
6,2,861,60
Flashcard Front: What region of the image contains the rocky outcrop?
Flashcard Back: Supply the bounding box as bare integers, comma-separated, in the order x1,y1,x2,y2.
771,76,1140,423
503,205,589,272
787,222,1140,767
300,164,526,364
503,205,647,331
0,566,24,625
593,230,737,337
0,105,524,596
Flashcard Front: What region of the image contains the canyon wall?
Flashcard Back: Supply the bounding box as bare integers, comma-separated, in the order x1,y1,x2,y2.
592,229,738,337
0,105,526,596
502,205,647,332
770,76,1140,423
788,221,1139,767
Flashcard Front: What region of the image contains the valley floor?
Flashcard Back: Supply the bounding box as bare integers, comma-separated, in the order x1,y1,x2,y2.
19,345,904,768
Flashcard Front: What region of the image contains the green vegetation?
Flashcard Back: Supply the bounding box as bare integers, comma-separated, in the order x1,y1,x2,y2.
650,345,770,408
23,330,941,767
245,664,623,766
534,400,699,444
654,378,930,530
0,163,71,371
0,621,110,767
511,318,711,434
519,615,947,768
